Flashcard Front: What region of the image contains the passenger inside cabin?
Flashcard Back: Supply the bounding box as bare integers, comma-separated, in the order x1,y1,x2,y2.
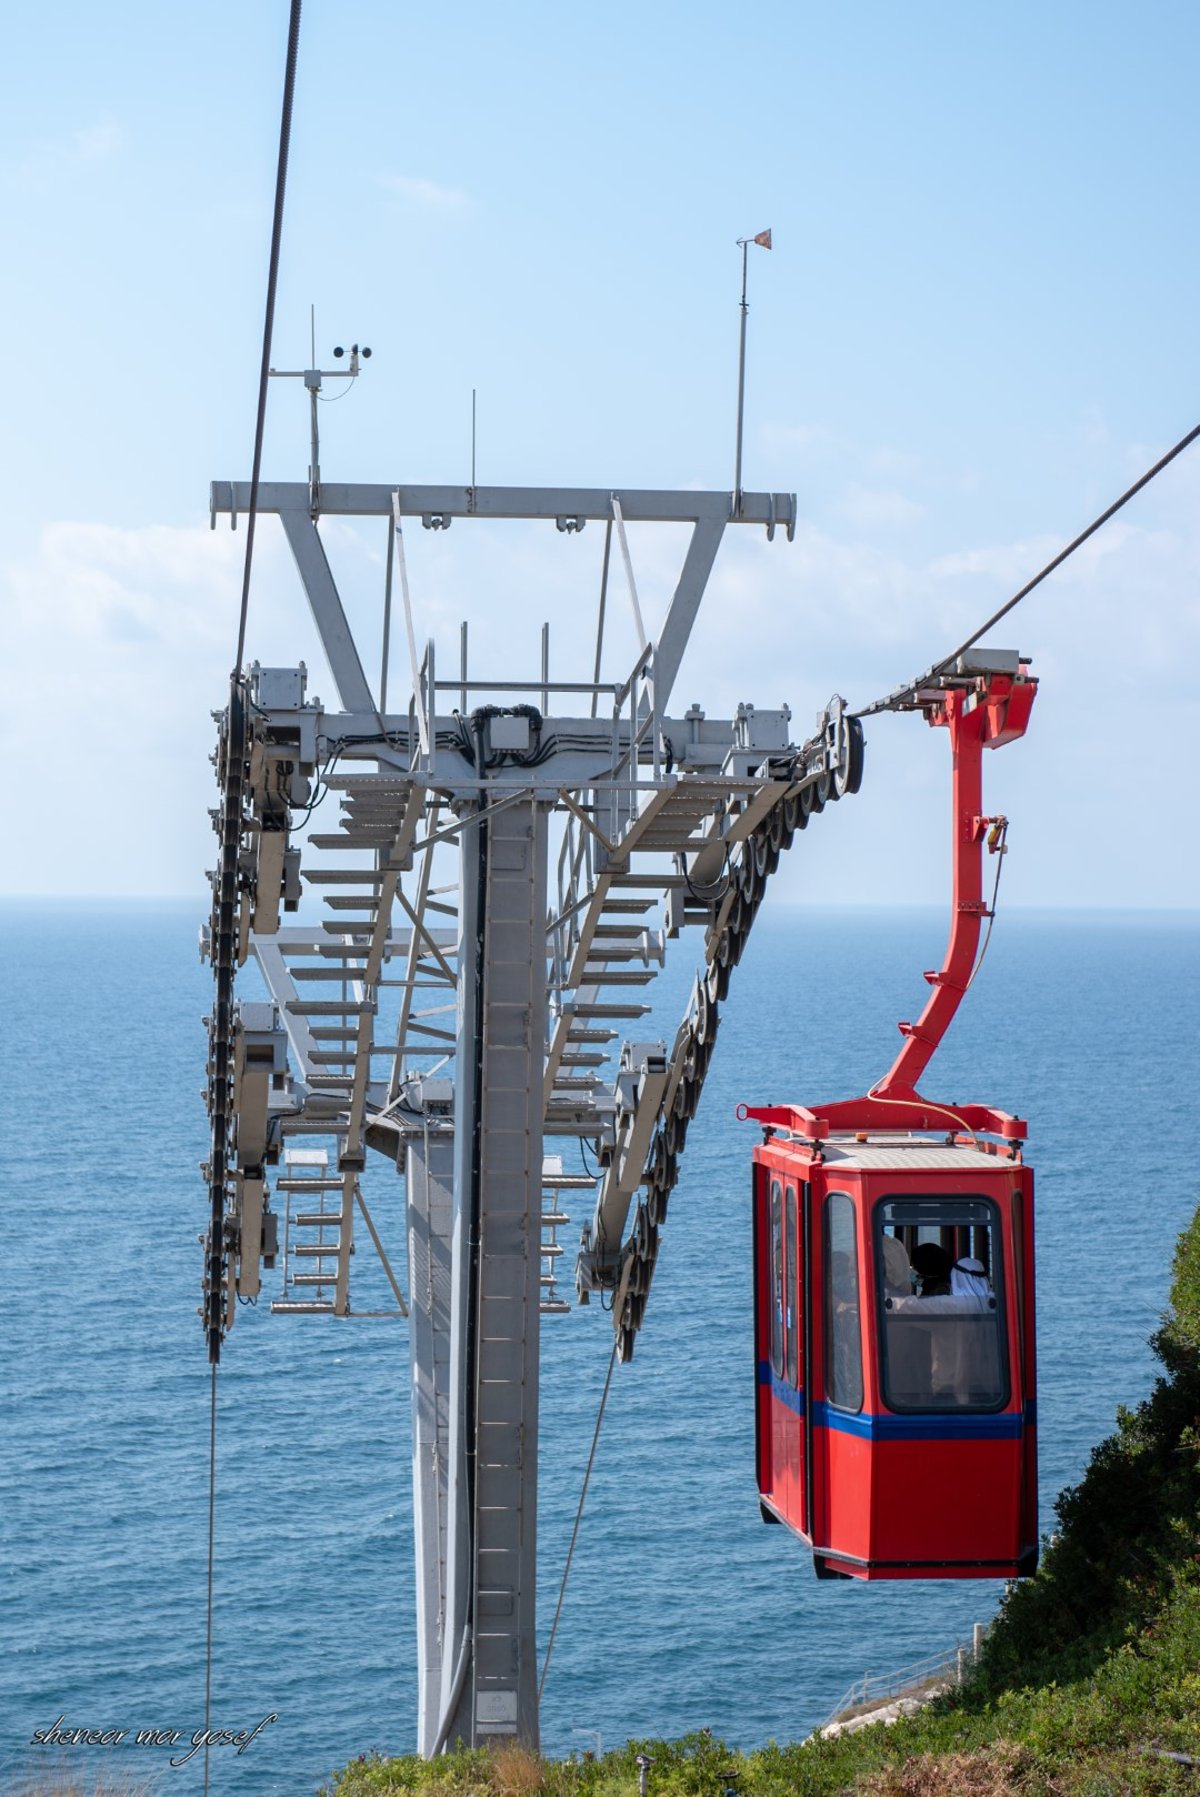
828,1249,862,1404
882,1233,913,1298
951,1256,992,1304
911,1241,952,1296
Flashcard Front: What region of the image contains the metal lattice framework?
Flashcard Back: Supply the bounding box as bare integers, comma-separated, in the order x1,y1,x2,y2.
201,475,864,1753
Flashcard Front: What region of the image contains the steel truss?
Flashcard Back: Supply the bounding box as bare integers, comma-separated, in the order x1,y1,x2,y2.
201,479,864,1753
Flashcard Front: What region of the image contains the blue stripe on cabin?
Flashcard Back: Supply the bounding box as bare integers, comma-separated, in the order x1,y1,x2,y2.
756,1359,1031,1440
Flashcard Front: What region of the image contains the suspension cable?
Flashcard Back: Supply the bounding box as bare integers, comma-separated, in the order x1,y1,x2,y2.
234,0,304,674
203,4,304,1786
538,1339,618,1702
202,1365,219,1797
856,416,1200,719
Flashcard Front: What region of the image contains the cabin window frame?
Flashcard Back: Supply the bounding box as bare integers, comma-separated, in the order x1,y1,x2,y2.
785,1184,799,1388
823,1189,864,1414
874,1193,1010,1415
770,1177,785,1381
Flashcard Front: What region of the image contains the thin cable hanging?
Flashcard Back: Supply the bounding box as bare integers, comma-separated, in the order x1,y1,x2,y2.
203,5,304,1793
233,0,304,673
538,1340,619,1701
857,416,1200,719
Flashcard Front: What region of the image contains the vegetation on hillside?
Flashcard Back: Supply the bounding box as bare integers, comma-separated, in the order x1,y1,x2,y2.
322,1209,1200,1796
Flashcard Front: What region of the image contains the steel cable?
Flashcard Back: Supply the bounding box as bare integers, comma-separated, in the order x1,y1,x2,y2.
204,3,304,1787
856,417,1200,718
202,1365,219,1797
234,0,303,674
538,1340,619,1701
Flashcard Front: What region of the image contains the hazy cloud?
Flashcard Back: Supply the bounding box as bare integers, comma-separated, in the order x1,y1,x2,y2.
838,483,925,529
4,115,126,187
4,477,1198,902
377,173,469,210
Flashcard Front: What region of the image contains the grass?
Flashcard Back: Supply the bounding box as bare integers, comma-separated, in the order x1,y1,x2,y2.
0,1783,156,1797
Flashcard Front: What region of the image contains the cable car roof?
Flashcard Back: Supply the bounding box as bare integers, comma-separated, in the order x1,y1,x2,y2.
765,1134,1020,1173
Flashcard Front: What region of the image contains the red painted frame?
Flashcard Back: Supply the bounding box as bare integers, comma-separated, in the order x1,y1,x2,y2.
743,666,1037,1145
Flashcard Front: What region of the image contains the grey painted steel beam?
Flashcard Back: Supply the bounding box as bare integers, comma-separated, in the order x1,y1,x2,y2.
278,508,378,715
213,480,796,528
652,515,726,716
440,799,548,1750
408,1126,456,1755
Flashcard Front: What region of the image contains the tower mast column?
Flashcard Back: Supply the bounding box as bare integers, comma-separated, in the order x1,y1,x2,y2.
439,794,548,1749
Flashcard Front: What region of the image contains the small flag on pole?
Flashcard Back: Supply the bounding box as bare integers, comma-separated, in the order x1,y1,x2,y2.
753,229,772,250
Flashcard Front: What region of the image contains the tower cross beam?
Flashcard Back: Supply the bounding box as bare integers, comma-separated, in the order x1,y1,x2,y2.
211,480,796,528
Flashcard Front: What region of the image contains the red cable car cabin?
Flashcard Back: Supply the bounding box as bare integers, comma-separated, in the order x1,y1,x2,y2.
742,655,1038,1581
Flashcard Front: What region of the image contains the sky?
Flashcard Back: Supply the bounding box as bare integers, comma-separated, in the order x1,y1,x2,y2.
3,0,1199,906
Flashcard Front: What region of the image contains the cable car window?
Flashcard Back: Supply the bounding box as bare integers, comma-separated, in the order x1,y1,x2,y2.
824,1192,863,1412
785,1186,799,1387
876,1197,1008,1412
770,1178,784,1380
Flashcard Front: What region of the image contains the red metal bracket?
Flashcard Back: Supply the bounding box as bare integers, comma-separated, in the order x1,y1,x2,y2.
742,665,1037,1143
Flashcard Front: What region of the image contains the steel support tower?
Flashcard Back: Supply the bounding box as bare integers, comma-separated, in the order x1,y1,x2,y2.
201,472,863,1753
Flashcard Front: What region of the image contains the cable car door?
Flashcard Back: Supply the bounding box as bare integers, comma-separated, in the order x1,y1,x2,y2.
756,1162,811,1541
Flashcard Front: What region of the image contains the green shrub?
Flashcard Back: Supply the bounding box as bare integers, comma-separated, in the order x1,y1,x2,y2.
973,1206,1200,1697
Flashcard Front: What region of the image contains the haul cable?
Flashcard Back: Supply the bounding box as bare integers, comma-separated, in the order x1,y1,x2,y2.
538,1340,619,1702
857,416,1200,719
204,4,303,1792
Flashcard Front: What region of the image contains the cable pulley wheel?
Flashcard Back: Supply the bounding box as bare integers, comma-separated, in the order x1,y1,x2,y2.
844,716,865,794
650,1132,669,1188
685,1065,703,1118
694,982,711,1045
665,1110,688,1157
783,790,802,835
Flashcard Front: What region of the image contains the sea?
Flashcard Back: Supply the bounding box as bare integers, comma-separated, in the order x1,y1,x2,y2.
3,901,1198,1796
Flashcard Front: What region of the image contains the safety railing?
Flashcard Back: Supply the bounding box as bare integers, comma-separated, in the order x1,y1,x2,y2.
822,1624,986,1728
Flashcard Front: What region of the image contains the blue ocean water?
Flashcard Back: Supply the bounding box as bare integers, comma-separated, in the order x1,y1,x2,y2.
2,901,1197,1796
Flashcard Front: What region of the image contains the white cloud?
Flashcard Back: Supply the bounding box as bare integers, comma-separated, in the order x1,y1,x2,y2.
3,115,126,187
0,519,325,897
73,119,125,162
377,173,469,210
4,471,1197,905
760,421,838,458
838,483,925,529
